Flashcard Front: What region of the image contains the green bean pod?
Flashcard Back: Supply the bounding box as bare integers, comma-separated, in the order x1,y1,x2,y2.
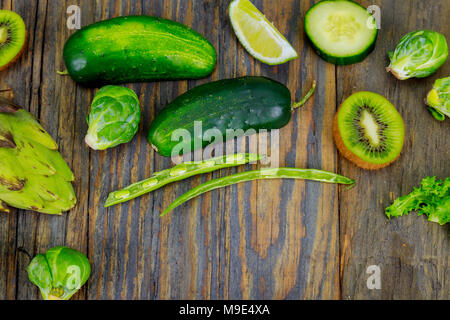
104,153,262,207
161,168,355,216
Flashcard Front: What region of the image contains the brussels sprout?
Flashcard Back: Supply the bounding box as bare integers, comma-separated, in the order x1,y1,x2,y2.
387,30,448,80
425,76,450,121
27,246,91,300
85,85,141,150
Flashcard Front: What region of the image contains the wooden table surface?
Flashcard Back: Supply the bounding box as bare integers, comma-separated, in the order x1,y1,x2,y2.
0,0,449,300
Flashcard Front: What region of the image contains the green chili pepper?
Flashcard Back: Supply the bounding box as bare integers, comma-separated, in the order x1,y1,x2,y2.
104,153,263,207
161,168,355,216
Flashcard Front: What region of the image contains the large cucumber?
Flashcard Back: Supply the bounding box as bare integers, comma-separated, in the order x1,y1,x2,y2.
63,16,217,87
148,76,294,157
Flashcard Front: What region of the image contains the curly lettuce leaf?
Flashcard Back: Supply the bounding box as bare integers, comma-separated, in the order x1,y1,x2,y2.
386,176,450,226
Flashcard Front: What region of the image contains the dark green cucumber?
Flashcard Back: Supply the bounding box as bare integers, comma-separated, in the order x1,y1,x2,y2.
148,76,296,157
305,0,378,65
63,16,217,87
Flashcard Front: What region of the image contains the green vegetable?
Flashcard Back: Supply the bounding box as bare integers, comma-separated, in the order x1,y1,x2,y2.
386,176,449,226
0,98,76,215
63,16,217,87
387,30,448,80
161,168,355,216
85,85,141,150
105,153,262,207
304,0,378,65
0,10,27,71
148,76,316,157
425,76,450,121
27,246,91,300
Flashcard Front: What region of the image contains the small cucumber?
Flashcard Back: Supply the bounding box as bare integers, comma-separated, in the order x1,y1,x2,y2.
305,0,378,65
148,76,314,157
63,16,217,86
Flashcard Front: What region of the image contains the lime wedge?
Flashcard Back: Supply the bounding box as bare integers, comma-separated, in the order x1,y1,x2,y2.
229,0,298,65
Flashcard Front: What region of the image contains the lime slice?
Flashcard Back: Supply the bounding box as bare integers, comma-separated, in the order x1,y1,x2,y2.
229,0,298,65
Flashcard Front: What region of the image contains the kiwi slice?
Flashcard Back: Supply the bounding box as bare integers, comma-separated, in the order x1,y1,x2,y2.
333,91,405,170
0,10,26,71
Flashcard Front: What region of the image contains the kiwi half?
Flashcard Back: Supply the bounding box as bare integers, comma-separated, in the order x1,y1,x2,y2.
333,91,405,170
0,10,26,71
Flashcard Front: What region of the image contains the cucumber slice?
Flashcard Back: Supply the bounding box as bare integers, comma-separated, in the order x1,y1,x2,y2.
305,0,378,65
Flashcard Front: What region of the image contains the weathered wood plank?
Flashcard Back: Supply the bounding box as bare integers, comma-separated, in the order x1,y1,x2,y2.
338,0,450,300
1,0,448,301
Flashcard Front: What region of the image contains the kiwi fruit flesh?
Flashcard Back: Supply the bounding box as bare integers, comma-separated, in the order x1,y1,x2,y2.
333,91,405,170
0,10,26,71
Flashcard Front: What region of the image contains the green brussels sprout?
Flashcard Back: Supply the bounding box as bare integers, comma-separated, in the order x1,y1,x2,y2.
425,76,450,121
27,246,91,300
85,85,141,150
387,30,448,80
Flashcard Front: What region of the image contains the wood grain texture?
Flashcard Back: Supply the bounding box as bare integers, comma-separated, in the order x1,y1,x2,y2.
0,0,448,300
